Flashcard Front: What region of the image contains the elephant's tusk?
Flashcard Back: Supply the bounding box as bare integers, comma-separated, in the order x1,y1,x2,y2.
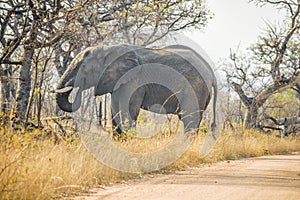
55,86,73,93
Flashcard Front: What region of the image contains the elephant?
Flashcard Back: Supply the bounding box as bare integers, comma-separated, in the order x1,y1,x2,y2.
55,44,217,134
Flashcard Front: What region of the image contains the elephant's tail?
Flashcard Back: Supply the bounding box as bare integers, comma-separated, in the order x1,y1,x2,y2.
211,78,218,131
199,77,219,158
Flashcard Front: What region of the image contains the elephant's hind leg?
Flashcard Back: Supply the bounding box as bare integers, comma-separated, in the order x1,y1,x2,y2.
179,90,203,134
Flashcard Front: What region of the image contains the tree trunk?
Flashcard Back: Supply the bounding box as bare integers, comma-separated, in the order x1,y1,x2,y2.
14,20,38,121
15,45,34,120
244,109,251,128
1,65,11,115
244,107,259,129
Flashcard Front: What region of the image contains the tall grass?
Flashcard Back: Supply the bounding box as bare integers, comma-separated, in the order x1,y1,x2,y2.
0,128,131,199
169,127,300,169
0,126,299,199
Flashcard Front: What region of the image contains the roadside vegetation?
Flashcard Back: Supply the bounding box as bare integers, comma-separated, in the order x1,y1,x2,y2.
0,125,299,199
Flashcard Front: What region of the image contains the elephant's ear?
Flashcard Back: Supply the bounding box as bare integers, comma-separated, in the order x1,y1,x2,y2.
111,63,143,93
95,47,140,95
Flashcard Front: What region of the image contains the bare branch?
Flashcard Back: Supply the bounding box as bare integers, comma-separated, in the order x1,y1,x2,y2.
0,60,22,65
231,82,253,108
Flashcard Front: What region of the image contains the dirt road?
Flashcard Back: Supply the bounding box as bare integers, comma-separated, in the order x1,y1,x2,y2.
75,153,300,200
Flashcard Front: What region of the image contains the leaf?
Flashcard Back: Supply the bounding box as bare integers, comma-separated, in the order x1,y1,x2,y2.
133,1,139,8
144,6,153,12
24,133,30,139
12,135,18,143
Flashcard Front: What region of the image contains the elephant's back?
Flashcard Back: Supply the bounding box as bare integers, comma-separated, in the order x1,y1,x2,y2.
137,47,214,94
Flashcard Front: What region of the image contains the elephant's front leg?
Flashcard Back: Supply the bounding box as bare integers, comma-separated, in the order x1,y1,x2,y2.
111,84,145,136
111,96,122,135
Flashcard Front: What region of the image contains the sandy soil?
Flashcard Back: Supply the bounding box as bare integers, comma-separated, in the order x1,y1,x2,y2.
74,153,300,200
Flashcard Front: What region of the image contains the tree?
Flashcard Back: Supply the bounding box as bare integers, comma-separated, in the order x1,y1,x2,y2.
224,0,300,129
53,0,212,72
0,0,76,121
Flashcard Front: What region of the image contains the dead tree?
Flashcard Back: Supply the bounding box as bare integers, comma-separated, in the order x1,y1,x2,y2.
225,0,300,129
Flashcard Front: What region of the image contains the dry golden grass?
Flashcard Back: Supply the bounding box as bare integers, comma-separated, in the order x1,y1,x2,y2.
0,126,299,199
0,128,132,200
169,127,300,169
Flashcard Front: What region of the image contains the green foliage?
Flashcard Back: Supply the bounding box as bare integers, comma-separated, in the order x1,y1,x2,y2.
267,89,299,118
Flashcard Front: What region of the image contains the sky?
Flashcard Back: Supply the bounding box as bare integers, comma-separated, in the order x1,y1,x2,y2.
186,0,286,64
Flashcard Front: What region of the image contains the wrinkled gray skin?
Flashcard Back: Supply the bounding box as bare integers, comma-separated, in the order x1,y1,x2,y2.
56,44,217,134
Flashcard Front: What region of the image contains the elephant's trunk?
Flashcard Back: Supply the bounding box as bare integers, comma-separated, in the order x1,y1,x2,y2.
56,88,82,112
55,60,83,112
